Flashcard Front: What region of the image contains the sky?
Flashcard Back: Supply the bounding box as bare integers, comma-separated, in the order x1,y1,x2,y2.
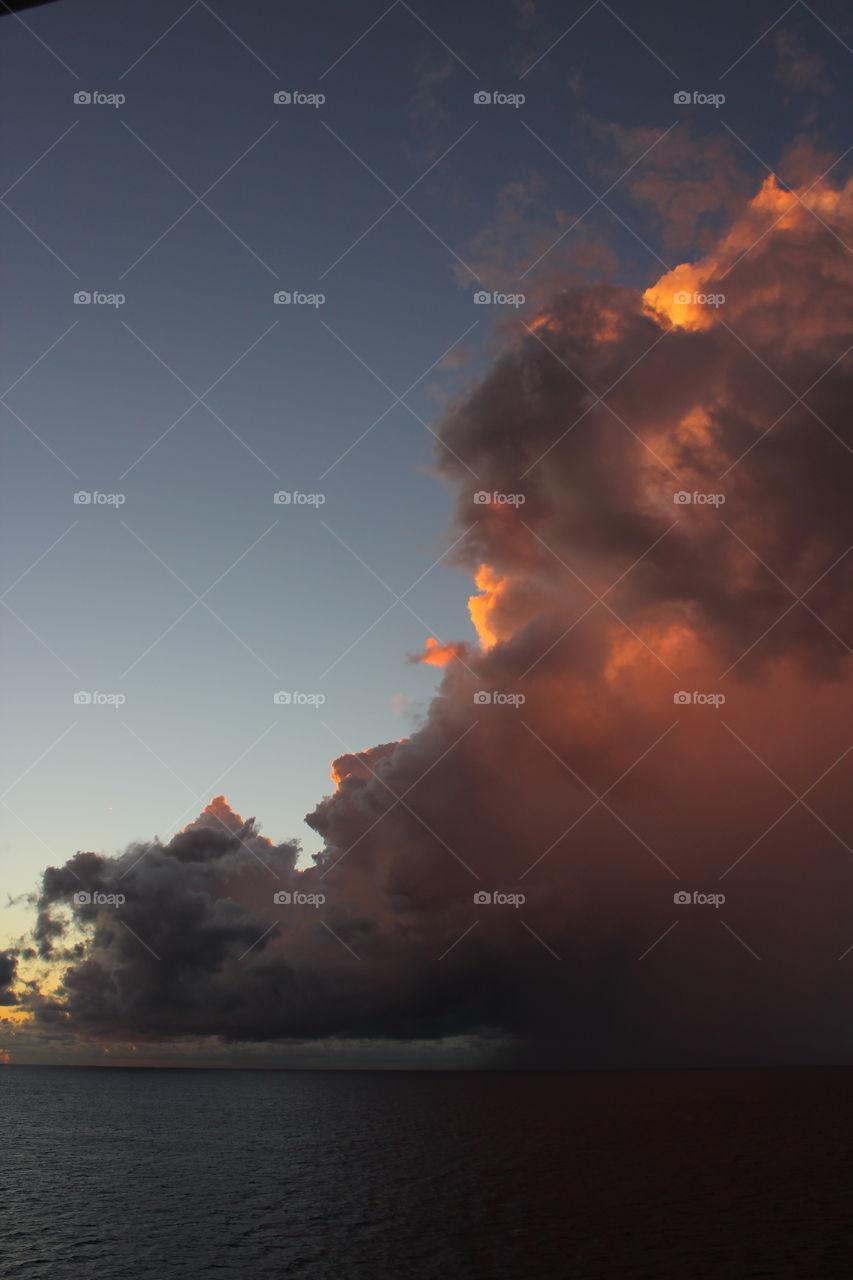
1,0,852,1067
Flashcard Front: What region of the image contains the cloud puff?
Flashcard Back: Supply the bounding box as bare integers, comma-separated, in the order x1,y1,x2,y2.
411,637,468,667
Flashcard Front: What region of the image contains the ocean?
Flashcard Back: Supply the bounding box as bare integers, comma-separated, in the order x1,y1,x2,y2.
2,1065,850,1278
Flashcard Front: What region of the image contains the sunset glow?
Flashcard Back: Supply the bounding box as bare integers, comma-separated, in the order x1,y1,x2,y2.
467,564,511,649
414,637,465,666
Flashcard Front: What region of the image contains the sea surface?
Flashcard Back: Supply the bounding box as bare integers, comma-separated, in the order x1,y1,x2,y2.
2,1065,851,1278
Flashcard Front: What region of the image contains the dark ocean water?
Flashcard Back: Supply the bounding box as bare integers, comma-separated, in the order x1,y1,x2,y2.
2,1065,851,1279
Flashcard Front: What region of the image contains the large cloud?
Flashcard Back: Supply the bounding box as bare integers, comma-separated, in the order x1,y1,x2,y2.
27,164,853,1066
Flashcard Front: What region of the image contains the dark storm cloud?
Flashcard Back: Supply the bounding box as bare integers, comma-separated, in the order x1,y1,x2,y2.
0,950,18,1004
28,163,853,1066
440,172,853,675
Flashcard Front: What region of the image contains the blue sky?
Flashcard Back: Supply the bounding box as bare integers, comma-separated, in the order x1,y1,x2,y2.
2,0,851,949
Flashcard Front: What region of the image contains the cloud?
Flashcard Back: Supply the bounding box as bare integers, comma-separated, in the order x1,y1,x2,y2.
773,30,829,96
586,119,755,253
410,637,468,667
437,345,470,370
405,53,456,166
0,951,18,1005
26,155,853,1067
452,173,617,292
